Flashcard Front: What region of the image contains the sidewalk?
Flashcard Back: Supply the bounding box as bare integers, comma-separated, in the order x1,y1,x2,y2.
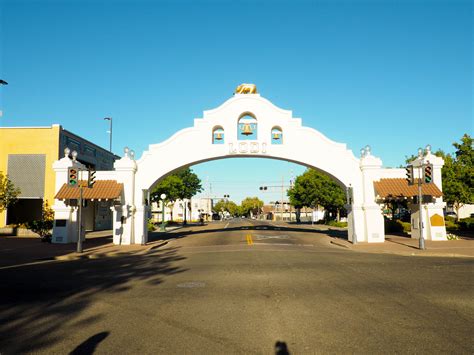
329,234,474,258
0,229,169,269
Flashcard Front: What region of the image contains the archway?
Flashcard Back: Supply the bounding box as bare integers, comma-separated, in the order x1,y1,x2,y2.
109,87,385,245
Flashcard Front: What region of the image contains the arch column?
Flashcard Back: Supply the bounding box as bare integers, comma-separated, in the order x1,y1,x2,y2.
359,151,385,242
113,153,137,245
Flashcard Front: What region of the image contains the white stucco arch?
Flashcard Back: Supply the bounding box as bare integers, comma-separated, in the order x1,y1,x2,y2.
116,93,385,246
51,90,394,246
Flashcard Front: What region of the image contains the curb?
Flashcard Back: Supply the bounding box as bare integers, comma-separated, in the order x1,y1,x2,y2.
330,240,349,249
148,241,168,251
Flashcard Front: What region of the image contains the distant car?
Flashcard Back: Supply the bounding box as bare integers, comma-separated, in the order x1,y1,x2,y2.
445,211,457,218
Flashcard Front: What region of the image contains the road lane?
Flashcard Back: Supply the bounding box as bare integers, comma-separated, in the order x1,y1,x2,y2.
1,218,472,354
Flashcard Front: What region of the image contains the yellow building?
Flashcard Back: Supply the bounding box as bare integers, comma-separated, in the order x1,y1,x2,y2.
0,124,117,227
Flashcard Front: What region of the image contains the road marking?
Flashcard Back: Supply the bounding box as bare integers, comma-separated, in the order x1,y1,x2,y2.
246,234,253,245
254,235,289,240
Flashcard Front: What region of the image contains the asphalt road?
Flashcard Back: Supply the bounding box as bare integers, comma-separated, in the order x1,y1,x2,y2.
1,218,473,354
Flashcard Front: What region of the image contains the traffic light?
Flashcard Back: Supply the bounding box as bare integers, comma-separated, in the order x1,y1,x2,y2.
68,167,78,187
405,165,414,186
88,169,96,188
424,164,433,184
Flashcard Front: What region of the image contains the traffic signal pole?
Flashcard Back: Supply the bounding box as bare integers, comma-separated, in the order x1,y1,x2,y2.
77,182,83,253
417,165,425,250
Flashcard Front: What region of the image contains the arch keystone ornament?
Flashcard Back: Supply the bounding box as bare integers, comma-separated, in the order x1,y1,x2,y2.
51,85,447,245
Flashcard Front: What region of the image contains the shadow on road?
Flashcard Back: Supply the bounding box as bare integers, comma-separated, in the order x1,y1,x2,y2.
148,224,348,243
70,331,109,355
0,247,187,353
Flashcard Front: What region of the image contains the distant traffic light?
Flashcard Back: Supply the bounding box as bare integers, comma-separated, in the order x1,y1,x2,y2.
88,169,96,188
424,164,433,184
405,165,414,186
259,186,268,191
68,167,78,187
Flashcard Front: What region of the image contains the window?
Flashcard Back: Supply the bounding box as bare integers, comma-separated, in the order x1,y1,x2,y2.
271,126,283,144
212,126,225,144
237,113,257,140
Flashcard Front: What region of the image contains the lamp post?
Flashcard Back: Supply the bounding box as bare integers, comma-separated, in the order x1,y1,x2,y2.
416,147,426,250
160,193,167,232
104,117,112,152
0,80,7,118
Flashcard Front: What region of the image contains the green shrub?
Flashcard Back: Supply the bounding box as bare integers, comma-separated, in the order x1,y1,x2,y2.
458,217,474,231
445,219,459,231
327,220,348,228
385,219,406,234
401,221,411,233
147,219,155,232
27,220,53,242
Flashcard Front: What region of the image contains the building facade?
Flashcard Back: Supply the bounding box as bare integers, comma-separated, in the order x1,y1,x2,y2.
0,124,118,228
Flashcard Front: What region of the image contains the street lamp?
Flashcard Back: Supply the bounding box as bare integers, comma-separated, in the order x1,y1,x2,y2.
0,80,7,118
160,193,167,231
104,117,112,152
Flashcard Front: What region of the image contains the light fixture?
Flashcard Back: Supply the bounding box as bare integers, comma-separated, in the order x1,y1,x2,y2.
272,132,281,140
71,150,78,161
418,147,423,158
215,132,223,140
64,147,71,157
160,193,167,200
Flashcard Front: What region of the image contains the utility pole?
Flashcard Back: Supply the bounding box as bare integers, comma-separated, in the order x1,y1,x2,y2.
281,176,284,221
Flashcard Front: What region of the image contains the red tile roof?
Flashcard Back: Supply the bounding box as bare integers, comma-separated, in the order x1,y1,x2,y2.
374,178,442,198
55,180,123,200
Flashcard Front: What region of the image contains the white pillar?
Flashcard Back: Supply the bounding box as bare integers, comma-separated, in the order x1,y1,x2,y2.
359,149,385,243
52,149,86,243
409,151,447,241
113,148,137,245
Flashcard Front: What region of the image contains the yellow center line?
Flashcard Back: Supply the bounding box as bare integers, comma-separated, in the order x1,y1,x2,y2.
246,234,253,245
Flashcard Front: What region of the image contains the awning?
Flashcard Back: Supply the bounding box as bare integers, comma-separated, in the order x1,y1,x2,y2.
374,178,442,199
55,180,123,200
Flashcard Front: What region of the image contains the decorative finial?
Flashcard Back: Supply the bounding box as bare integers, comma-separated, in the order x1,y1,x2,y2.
124,146,129,158
64,147,71,158
425,144,431,155
365,145,371,156
71,150,78,161
130,150,135,160
417,147,423,158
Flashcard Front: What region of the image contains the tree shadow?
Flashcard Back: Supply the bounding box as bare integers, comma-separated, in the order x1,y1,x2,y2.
148,224,348,242
70,331,109,355
0,247,187,353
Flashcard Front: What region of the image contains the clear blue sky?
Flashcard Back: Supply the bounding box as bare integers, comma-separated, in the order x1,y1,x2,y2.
1,0,472,204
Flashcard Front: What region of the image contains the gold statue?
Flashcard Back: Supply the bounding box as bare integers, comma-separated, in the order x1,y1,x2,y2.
235,83,257,94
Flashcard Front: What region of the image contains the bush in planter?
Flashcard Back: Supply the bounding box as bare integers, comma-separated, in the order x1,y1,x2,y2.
27,201,54,242
28,220,53,242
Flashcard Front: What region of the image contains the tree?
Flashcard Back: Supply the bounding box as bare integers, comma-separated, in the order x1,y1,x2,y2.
150,175,184,222
443,134,473,220
214,199,239,217
150,168,203,223
240,197,264,217
287,169,346,221
175,168,203,224
0,172,21,213
404,135,473,220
